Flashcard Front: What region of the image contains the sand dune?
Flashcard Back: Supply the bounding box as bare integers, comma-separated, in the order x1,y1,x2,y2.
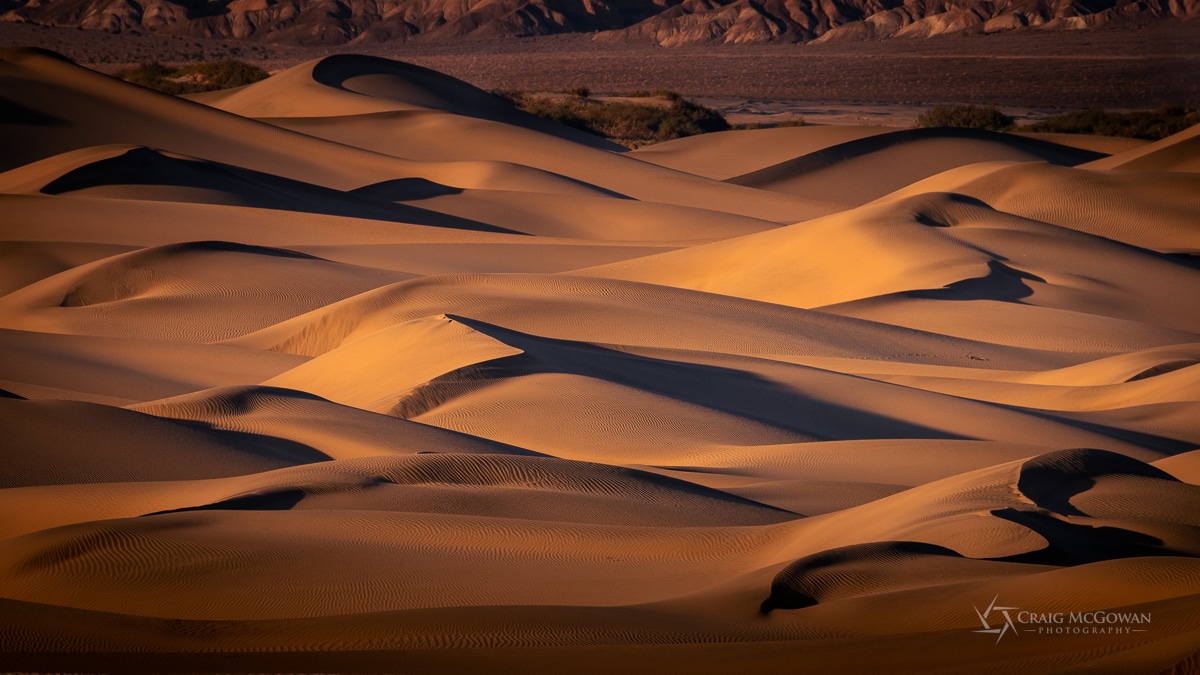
0,397,328,489
0,48,635,197
723,128,1104,206
193,54,840,223
2,48,1199,673
582,190,1200,348
1081,122,1200,173
1018,132,1151,156
1156,448,1200,484
0,240,411,341
0,452,794,541
389,188,780,241
0,328,305,404
0,192,687,279
227,273,1072,373
630,125,895,180
257,109,843,224
885,161,1200,253
190,54,622,147
0,239,134,296
0,144,519,233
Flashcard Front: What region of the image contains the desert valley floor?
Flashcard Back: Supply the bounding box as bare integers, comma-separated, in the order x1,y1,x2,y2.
1,47,1199,674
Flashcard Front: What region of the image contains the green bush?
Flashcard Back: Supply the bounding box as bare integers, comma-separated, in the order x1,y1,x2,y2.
1023,106,1200,140
917,104,1014,131
509,91,730,147
114,59,269,95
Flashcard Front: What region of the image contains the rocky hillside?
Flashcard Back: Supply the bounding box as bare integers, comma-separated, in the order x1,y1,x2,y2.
1,0,1196,46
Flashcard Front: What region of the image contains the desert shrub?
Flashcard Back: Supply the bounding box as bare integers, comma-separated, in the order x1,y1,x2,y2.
114,59,269,95
176,60,270,90
492,89,524,104
917,104,1014,131
509,91,730,147
733,117,804,130
114,61,175,89
1023,106,1200,140
564,86,591,98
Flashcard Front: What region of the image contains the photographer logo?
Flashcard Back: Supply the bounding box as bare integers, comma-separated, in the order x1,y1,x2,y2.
972,596,1151,644
973,595,1019,643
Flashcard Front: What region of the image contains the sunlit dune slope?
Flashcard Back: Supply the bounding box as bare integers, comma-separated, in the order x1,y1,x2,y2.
884,160,1200,253
724,127,1104,205
630,125,895,180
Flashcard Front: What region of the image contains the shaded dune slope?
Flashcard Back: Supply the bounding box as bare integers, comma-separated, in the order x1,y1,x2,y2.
192,54,624,150
0,145,518,233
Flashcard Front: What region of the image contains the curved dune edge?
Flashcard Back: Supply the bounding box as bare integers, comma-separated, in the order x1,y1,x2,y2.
2,48,1199,673
1081,123,1200,173
722,127,1105,206
879,161,1200,253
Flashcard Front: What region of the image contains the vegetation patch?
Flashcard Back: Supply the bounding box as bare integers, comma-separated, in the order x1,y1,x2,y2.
917,104,1015,131
731,118,804,131
1023,106,1200,140
918,103,1198,140
504,90,730,147
114,60,269,95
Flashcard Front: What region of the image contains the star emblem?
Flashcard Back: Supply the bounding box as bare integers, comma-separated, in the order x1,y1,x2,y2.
974,595,1019,644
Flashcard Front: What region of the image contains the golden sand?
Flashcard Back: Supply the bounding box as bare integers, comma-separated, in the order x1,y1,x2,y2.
1,48,1198,673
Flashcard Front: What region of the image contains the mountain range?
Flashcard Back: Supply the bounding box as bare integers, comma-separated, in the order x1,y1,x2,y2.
1,0,1197,47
